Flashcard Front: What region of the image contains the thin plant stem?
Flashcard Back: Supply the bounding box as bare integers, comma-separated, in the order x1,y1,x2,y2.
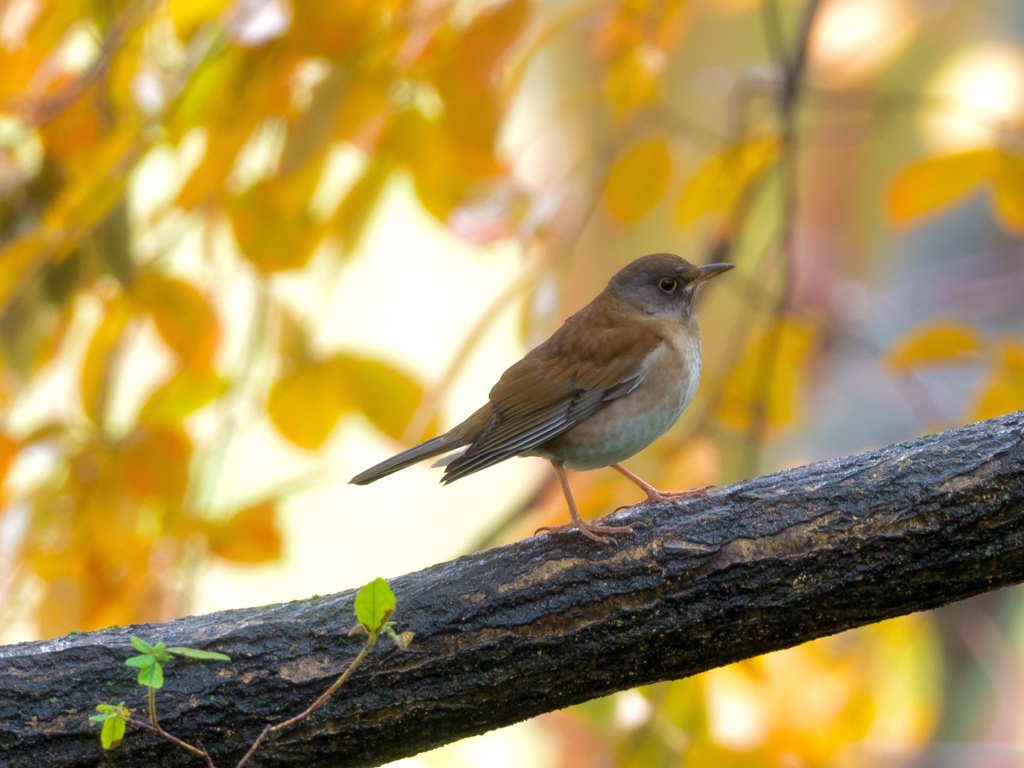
235,633,379,768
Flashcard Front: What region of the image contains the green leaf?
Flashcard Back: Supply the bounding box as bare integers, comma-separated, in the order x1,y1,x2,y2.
354,577,396,633
137,659,164,689
92,702,128,750
101,714,126,750
129,635,156,654
166,647,231,662
125,654,153,668
90,704,120,722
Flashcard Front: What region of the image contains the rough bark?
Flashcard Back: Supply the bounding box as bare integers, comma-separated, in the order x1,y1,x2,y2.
2,411,1023,768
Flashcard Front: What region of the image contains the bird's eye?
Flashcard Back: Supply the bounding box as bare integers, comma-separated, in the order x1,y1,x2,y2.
658,277,678,293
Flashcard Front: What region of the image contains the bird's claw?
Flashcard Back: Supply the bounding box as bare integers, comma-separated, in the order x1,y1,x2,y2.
615,484,716,513
534,519,638,545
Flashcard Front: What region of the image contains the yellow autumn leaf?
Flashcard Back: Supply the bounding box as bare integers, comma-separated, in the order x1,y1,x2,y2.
717,318,816,431
333,353,434,442
166,0,232,36
676,138,778,225
267,353,433,450
605,48,661,117
885,320,983,372
973,372,1024,421
138,368,229,427
267,359,349,451
604,138,672,223
229,179,325,272
80,296,135,423
993,151,1024,235
1000,337,1024,378
973,338,1024,420
398,108,502,223
206,502,283,564
134,271,221,368
886,148,998,225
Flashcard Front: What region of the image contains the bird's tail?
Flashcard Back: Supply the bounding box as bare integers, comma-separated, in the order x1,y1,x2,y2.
349,434,465,485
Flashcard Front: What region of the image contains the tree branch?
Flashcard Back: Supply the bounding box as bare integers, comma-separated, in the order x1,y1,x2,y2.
2,411,1024,767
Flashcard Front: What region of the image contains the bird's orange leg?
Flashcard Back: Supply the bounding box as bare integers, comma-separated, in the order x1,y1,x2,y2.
611,463,714,509
535,463,636,545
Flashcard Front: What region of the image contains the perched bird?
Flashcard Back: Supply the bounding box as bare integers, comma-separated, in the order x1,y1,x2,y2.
350,253,733,543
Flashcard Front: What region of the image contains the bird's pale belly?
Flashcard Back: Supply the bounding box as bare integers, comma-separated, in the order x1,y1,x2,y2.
532,344,700,471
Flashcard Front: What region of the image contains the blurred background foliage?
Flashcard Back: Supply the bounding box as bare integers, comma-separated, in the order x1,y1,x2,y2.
1,0,1023,765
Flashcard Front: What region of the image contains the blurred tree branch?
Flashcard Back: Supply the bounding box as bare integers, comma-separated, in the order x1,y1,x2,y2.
2,409,1023,768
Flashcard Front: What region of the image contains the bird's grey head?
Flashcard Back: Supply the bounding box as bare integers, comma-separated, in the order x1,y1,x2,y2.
607,253,733,321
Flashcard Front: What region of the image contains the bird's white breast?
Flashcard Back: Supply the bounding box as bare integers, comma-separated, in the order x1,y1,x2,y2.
542,326,702,471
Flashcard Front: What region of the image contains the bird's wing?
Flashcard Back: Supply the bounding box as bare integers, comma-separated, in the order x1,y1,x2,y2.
442,309,662,483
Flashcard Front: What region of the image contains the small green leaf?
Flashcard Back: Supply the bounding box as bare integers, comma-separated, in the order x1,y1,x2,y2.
137,660,164,689
166,647,231,662
90,708,115,722
125,654,153,668
354,577,396,633
92,703,128,750
101,714,126,750
130,635,156,654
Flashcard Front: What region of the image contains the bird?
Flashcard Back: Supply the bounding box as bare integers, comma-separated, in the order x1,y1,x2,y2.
350,253,733,544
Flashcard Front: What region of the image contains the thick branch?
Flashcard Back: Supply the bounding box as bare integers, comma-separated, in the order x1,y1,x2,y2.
2,412,1023,767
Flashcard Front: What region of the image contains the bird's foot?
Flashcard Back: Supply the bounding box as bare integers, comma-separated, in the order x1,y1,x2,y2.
534,518,640,546
614,484,715,513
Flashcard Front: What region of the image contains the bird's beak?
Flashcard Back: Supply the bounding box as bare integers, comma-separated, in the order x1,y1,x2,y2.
693,262,734,285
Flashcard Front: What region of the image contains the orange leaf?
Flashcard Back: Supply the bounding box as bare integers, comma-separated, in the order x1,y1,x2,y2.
80,296,135,423
134,271,220,368
119,427,193,505
887,148,998,226
36,86,104,157
604,138,672,223
450,0,529,92
676,138,778,225
0,432,18,486
267,359,349,450
207,502,283,564
993,151,1024,235
885,320,983,372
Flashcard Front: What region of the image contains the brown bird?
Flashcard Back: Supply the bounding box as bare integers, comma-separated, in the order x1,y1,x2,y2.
350,253,733,543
